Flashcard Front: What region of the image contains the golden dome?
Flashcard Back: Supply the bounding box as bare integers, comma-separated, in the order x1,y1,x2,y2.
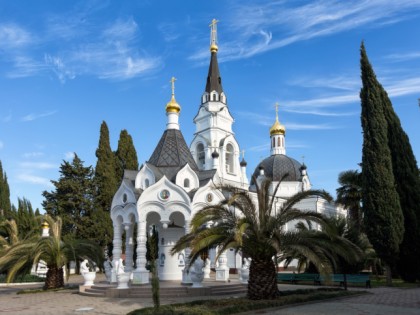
166,77,181,113
270,119,286,136
166,95,181,113
270,102,286,136
41,221,49,229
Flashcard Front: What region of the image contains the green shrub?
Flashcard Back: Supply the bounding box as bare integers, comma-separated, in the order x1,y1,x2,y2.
0,274,44,283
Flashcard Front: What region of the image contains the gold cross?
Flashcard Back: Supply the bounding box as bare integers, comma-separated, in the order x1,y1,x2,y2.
170,77,176,95
209,19,219,28
275,102,279,121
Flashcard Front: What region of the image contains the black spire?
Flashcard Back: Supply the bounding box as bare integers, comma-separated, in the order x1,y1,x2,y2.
205,51,223,94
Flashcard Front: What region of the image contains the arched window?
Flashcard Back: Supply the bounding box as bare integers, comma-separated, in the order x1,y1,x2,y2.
196,143,205,166
212,93,216,101
272,138,275,148
225,144,234,173
278,137,281,146
145,179,149,188
184,178,190,188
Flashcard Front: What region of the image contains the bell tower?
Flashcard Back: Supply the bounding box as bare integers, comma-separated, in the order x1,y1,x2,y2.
190,19,248,188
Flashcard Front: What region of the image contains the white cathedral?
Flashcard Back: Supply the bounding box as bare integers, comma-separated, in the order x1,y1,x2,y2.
109,21,343,284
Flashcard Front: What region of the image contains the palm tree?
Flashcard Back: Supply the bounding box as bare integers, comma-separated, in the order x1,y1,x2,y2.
171,179,347,300
0,215,103,289
0,219,20,251
336,170,362,231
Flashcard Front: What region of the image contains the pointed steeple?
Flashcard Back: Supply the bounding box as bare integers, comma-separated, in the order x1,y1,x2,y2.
205,19,223,94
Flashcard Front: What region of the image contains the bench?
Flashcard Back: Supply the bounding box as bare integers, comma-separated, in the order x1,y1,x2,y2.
277,273,320,285
320,274,371,288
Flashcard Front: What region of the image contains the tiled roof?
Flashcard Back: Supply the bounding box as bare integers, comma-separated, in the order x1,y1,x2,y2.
147,129,199,181
251,155,303,183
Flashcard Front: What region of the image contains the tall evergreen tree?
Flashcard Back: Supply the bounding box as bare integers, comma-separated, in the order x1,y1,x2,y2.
94,121,118,212
15,198,38,238
0,161,12,219
115,129,139,180
360,42,404,285
380,88,420,282
42,154,95,240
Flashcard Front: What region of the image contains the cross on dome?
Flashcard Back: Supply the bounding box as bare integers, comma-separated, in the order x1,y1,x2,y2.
209,19,219,52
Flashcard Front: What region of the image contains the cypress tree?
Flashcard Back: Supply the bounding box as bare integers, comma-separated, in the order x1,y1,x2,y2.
115,129,139,180
94,121,118,212
381,90,420,282
0,161,12,219
360,42,404,285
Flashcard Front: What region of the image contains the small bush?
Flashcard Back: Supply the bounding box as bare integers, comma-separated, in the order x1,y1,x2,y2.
0,274,44,283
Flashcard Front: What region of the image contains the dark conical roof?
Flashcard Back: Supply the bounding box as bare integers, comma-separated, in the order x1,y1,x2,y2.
205,52,223,94
148,129,199,173
251,155,303,184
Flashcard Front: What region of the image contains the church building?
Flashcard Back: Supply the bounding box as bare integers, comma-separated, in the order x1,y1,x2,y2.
110,20,342,284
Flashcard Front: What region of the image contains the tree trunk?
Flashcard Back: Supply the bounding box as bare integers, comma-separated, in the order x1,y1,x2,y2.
44,266,64,289
385,264,393,286
247,257,279,300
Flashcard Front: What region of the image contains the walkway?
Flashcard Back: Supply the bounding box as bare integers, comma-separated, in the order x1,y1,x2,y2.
0,274,419,315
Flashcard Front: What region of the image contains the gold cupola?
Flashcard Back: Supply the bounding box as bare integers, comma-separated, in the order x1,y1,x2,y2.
165,77,181,114
209,19,219,52
270,102,286,136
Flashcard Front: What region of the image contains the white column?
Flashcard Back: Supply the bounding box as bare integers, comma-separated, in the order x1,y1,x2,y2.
182,219,192,284
124,223,134,273
215,246,229,282
111,222,122,283
132,221,149,284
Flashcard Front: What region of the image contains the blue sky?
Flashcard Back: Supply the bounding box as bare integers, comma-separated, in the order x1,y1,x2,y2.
1,0,419,211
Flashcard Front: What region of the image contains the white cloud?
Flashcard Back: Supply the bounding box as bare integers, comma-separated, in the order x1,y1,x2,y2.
21,110,58,122
0,23,32,49
191,1,420,62
385,51,420,62
158,23,180,42
7,56,45,78
22,152,44,158
44,54,75,83
236,111,338,129
5,16,162,81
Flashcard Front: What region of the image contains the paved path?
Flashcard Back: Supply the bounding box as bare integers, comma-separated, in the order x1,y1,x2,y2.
250,287,420,315
1,275,419,315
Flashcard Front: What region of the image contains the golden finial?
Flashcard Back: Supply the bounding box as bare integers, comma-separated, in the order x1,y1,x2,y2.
270,102,286,136
166,76,181,113
209,19,219,52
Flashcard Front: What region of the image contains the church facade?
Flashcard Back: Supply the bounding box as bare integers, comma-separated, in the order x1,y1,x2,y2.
110,20,343,284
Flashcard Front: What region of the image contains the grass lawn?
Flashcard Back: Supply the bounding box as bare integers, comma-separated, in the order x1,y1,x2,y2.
127,288,366,315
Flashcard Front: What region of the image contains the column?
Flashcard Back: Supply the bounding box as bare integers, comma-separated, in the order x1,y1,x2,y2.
111,222,122,283
132,221,149,284
124,223,134,273
181,219,192,284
